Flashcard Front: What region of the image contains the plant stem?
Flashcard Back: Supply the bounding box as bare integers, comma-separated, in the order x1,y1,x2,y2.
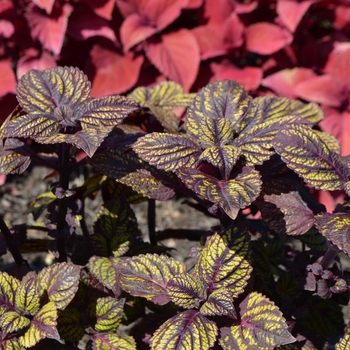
0,214,27,266
56,144,71,262
148,199,156,245
320,241,340,270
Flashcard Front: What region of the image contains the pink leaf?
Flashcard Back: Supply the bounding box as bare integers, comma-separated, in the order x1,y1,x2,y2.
0,20,14,38
276,0,315,32
120,0,188,52
222,13,244,50
32,0,55,14
115,0,139,18
294,75,343,107
262,68,317,99
329,48,350,88
0,60,16,97
211,60,262,91
334,5,350,30
192,23,227,60
320,107,350,156
67,5,117,42
185,0,203,9
204,0,233,23
26,3,73,55
245,22,293,55
17,50,57,79
88,45,144,97
145,29,200,92
81,0,115,20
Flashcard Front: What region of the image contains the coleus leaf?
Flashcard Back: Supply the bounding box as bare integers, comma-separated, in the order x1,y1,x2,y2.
194,228,252,297
88,297,125,333
36,262,82,310
0,60,16,97
91,333,136,350
336,326,350,349
57,307,85,343
88,256,120,296
264,191,316,236
200,287,236,317
117,254,186,305
273,125,350,193
186,80,261,136
0,311,30,334
133,133,201,171
145,29,200,92
14,276,40,316
32,0,55,14
0,271,20,311
177,167,261,220
150,310,218,350
315,213,350,257
255,96,324,124
219,292,296,349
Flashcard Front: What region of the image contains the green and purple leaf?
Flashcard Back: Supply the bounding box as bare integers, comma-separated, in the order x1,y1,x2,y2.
91,334,136,350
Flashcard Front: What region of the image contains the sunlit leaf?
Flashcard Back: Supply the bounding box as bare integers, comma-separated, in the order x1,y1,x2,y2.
336,326,350,349
117,254,186,305
0,271,20,309
177,167,261,219
133,133,201,171
187,80,261,136
0,311,30,333
220,292,296,349
315,213,350,257
264,192,316,236
91,333,136,350
200,287,236,317
19,301,59,348
36,262,82,310
273,125,350,192
150,310,218,350
167,273,206,309
14,276,40,315
194,228,251,297
88,256,120,296
57,307,85,343
89,297,124,333
0,337,24,350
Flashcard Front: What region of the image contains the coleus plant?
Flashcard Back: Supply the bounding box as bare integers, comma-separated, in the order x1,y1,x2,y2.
1,66,350,349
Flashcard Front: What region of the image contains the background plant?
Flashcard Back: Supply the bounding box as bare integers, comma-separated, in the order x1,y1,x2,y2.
1,66,350,349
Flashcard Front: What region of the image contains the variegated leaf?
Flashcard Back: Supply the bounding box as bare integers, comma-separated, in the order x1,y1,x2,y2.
36,262,82,310
117,254,186,305
336,326,350,349
0,271,20,309
167,273,207,309
150,310,217,350
0,311,30,334
19,301,59,348
14,276,40,316
219,292,296,349
194,229,251,297
255,95,323,124
177,167,261,219
273,125,350,192
91,334,136,350
315,213,350,257
57,307,85,343
133,133,201,171
145,104,180,133
200,287,236,317
187,80,262,136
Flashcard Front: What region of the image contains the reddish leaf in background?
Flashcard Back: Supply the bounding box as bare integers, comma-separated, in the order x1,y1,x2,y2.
222,13,244,50
0,20,14,38
32,0,55,14
185,0,203,9
262,68,317,99
211,60,262,91
192,23,227,60
276,0,315,32
0,60,16,97
145,29,200,92
26,3,73,55
67,5,117,43
334,5,350,30
88,45,144,97
115,0,139,18
120,0,188,52
17,50,57,79
81,0,115,20
245,22,293,55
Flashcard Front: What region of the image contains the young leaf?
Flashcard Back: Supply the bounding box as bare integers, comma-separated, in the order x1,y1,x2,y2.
177,167,261,220
91,333,136,350
315,213,350,257
200,287,236,317
89,297,125,333
273,125,350,192
166,273,207,309
36,262,82,310
264,191,316,236
150,310,218,350
133,133,201,171
219,292,296,349
117,254,186,305
19,301,60,348
194,228,251,296
88,256,120,296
